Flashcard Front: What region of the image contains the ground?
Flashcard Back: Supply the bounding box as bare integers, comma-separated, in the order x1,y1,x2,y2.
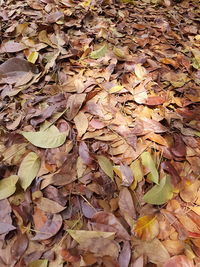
0,0,200,266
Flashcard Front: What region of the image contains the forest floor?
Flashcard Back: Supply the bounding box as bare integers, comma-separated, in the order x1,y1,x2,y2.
0,0,200,266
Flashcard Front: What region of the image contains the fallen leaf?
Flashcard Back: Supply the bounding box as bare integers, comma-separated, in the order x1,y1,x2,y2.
0,58,37,84
0,41,25,53
74,111,88,137
18,152,41,190
120,164,134,186
97,155,113,179
21,125,68,149
163,255,194,267
11,233,29,262
133,215,159,241
67,230,115,243
143,175,173,205
91,212,130,240
90,45,107,59
141,151,159,184
28,260,48,267
134,64,147,80
146,96,166,106
32,214,62,241
119,188,136,226
79,141,93,165
79,237,120,258
118,241,131,267
27,51,39,64
0,175,19,200
134,238,170,264
36,197,65,214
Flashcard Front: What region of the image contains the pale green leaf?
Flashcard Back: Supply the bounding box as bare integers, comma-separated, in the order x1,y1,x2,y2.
0,175,19,200
130,159,143,183
21,125,68,148
18,152,41,190
67,230,115,244
143,175,173,205
28,259,48,267
90,45,107,59
97,155,113,179
141,151,159,184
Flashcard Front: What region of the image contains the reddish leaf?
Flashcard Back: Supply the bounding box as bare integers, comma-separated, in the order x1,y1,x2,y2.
171,134,186,158
118,241,131,267
161,161,181,185
119,188,136,224
146,96,166,106
79,141,93,165
120,164,134,187
11,233,29,262
163,255,194,267
32,214,62,241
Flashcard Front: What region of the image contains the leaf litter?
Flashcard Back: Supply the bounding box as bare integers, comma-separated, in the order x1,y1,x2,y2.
0,0,200,265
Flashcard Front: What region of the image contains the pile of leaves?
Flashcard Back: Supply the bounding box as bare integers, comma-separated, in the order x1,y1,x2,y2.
0,0,200,265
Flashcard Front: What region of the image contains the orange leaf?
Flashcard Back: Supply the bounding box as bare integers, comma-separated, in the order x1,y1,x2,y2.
133,215,159,241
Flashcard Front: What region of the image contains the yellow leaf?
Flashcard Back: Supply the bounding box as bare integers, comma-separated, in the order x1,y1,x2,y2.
27,51,39,64
133,215,159,241
134,64,147,80
109,85,124,94
113,47,125,58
